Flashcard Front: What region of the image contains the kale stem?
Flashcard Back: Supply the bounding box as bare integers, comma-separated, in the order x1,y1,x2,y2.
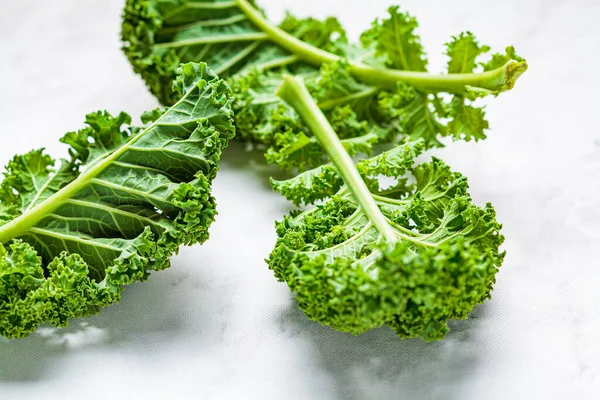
236,0,338,63
276,75,397,243
236,0,527,93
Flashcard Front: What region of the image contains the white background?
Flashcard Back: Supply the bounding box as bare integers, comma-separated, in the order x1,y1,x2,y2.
1,0,599,399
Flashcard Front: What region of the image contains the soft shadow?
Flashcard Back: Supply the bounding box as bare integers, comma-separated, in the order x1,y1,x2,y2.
0,143,272,383
224,140,488,399
0,255,219,382
219,141,290,189
281,300,488,400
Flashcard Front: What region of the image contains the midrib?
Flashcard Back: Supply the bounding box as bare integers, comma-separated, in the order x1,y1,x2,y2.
154,32,269,49
0,91,193,244
276,75,398,243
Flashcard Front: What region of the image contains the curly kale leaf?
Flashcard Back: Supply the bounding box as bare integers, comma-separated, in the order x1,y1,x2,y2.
122,0,527,162
269,143,504,341
231,64,384,171
360,5,427,71
122,0,347,105
0,62,235,339
270,76,504,341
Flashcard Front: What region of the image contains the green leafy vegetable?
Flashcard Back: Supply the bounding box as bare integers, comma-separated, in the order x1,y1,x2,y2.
120,0,518,341
361,5,428,71
122,0,528,168
122,0,347,105
0,62,235,339
269,76,503,341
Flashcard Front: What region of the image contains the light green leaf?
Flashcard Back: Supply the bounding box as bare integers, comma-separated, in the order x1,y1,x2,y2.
271,164,342,205
482,45,525,71
446,31,490,74
447,96,489,141
379,84,448,148
360,6,427,71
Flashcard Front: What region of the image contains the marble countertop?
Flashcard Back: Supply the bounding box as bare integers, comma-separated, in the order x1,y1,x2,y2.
1,0,599,399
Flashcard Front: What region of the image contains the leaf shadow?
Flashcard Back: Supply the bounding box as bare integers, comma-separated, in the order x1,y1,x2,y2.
220,141,489,398
279,299,489,400
0,143,279,383
0,252,223,382
221,142,488,398
219,141,290,189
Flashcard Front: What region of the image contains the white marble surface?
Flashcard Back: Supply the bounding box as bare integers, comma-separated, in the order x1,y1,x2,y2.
1,0,599,399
